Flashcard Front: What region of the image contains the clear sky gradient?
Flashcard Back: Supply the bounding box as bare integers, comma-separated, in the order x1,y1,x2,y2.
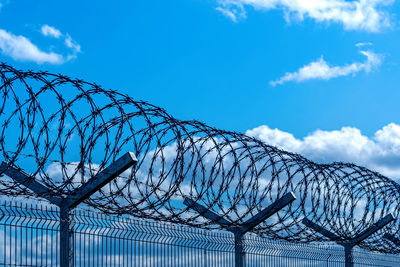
2,0,400,178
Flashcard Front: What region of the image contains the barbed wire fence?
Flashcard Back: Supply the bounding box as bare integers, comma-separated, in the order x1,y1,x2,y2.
0,63,399,266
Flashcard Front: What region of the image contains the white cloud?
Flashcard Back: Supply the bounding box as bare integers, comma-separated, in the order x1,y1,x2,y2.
0,29,64,64
42,25,81,61
65,34,81,53
216,7,239,21
355,42,373,47
41,25,80,54
246,123,400,179
217,0,393,32
41,25,61,38
0,26,81,64
216,3,246,22
270,49,382,86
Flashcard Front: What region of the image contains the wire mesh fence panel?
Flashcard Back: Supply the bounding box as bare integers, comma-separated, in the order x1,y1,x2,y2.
353,248,400,267
71,208,234,267
1,201,400,267
0,202,60,266
245,235,344,267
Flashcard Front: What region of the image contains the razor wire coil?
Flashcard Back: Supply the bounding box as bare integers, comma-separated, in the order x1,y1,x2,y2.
0,63,399,253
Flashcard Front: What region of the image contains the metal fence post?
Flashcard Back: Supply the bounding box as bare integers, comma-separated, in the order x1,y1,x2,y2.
344,244,353,267
234,231,244,267
0,152,137,267
302,214,394,267
184,192,296,267
60,204,73,267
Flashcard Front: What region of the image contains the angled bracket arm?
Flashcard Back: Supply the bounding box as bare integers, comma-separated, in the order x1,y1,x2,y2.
302,214,394,246
0,151,138,209
184,192,296,267
184,191,296,233
241,192,296,234
302,214,394,267
351,214,394,246
1,151,137,267
383,233,400,246
302,218,341,242
0,162,62,206
183,197,232,227
66,152,137,209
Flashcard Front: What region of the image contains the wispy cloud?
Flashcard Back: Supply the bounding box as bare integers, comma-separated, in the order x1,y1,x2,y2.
216,0,393,32
355,42,373,47
246,123,400,179
41,25,62,39
270,49,382,86
216,3,246,22
0,29,64,64
41,25,81,60
64,34,81,53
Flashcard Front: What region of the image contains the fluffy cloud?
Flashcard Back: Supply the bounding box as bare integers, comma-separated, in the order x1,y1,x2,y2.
270,49,382,86
0,26,81,64
0,29,64,64
216,0,393,32
246,123,400,179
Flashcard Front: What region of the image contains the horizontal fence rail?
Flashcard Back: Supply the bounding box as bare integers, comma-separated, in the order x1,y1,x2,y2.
1,201,400,267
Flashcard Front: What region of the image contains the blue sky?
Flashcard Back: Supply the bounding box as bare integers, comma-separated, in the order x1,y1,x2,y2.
2,0,400,177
